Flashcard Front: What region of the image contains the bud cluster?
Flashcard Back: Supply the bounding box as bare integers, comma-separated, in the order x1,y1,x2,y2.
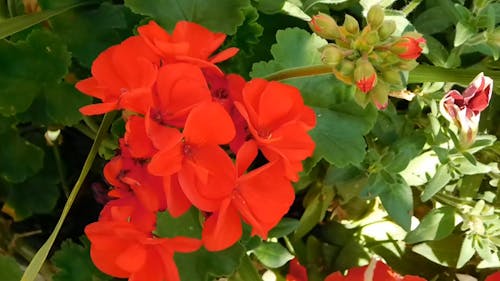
309,5,426,109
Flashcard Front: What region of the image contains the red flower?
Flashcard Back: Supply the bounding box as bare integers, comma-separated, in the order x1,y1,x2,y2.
325,260,427,281
440,72,493,146
235,79,316,181
354,58,377,93
201,141,295,251
149,63,212,128
486,272,500,281
392,35,426,60
76,36,158,115
286,259,308,281
148,102,236,212
138,21,238,69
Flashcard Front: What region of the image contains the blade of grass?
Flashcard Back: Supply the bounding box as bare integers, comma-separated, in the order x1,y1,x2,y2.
20,111,116,281
0,1,95,39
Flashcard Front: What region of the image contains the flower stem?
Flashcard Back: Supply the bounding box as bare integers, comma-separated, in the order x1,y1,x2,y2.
20,111,117,281
52,145,69,198
230,254,262,281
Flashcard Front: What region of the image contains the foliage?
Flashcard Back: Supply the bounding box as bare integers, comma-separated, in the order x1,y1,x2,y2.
0,0,499,281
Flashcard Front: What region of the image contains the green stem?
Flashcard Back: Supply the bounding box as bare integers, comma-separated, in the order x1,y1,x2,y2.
402,0,423,15
20,112,117,281
52,145,69,198
262,64,500,86
83,116,100,133
73,122,117,151
231,254,262,281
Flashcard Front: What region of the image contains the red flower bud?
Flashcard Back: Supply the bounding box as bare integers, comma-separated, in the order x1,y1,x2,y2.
354,58,377,93
392,35,426,60
309,12,341,40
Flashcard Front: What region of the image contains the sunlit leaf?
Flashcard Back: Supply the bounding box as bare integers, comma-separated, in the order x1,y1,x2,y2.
405,206,456,244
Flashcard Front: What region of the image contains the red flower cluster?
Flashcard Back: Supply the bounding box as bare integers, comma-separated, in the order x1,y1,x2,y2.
286,258,427,281
78,21,316,281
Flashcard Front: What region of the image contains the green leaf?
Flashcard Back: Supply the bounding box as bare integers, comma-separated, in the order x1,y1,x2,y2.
51,238,112,281
412,234,463,267
413,6,454,34
268,218,300,238
18,82,91,126
405,206,456,244
253,0,285,14
0,29,70,116
0,129,44,183
43,2,131,67
421,164,453,202
310,104,377,167
252,242,294,268
250,27,327,78
0,1,93,39
175,244,245,281
424,35,449,67
379,175,413,231
295,183,334,238
454,21,476,46
457,235,475,268
281,1,311,21
453,157,492,175
0,255,22,281
385,133,426,173
302,0,349,12
156,207,202,239
124,0,250,35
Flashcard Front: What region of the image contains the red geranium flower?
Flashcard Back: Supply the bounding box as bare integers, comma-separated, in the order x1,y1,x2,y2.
138,21,238,69
486,272,500,281
201,141,295,251
325,259,427,281
235,79,316,181
76,36,158,115
148,102,236,212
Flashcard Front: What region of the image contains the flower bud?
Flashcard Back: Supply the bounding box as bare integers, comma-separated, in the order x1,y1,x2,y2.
332,60,355,85
365,30,379,45
381,70,402,85
321,45,344,67
391,33,426,60
370,81,389,110
397,60,419,71
367,5,385,29
378,20,396,41
344,15,359,34
354,58,377,93
309,13,341,40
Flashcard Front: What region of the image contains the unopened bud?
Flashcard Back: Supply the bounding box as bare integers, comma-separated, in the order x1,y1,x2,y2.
370,81,389,110
332,60,355,85
381,70,402,85
321,45,344,66
354,58,377,93
365,30,379,45
309,13,341,40
378,20,396,40
367,5,385,29
391,33,426,60
344,15,359,34
398,60,419,71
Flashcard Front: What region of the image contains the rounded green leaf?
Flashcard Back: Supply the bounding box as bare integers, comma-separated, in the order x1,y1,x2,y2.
252,242,294,268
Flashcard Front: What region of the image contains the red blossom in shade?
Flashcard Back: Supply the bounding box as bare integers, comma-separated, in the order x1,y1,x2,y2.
440,72,493,146
148,102,236,212
392,35,426,60
486,272,500,281
85,217,201,281
201,141,295,251
286,259,309,281
235,79,316,181
137,21,238,69
325,259,427,281
76,37,158,115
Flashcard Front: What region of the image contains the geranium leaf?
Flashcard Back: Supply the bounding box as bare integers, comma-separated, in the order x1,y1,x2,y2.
250,27,327,78
310,104,377,167
156,208,202,238
51,238,112,281
378,175,413,231
124,0,250,35
268,218,300,238
0,29,70,116
421,164,453,201
0,255,22,281
0,129,44,183
412,234,464,267
40,1,132,68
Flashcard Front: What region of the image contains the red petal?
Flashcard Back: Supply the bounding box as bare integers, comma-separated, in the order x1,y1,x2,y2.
125,116,156,159
163,237,202,253
172,21,226,60
145,110,183,149
75,77,106,99
202,199,242,251
148,142,183,176
115,243,147,272
164,175,192,217
183,102,235,145
324,272,344,281
485,272,500,281
236,140,258,176
79,102,117,115
209,47,239,64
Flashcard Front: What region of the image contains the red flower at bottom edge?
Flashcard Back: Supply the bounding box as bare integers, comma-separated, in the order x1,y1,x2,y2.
325,260,427,281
